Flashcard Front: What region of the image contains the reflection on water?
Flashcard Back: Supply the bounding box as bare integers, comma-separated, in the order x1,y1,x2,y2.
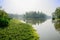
54,20,60,33
22,19,60,40
23,18,47,25
20,17,60,40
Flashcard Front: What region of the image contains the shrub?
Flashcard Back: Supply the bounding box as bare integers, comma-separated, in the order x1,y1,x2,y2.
0,18,8,27
0,10,10,28
0,19,39,40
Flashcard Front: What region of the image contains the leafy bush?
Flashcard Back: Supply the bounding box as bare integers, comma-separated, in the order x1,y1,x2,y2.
0,19,39,40
0,18,9,28
0,10,10,28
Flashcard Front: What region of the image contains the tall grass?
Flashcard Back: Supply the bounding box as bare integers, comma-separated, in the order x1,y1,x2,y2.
0,19,39,40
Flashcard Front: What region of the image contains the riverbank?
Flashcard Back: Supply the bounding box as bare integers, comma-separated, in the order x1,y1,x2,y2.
0,19,39,40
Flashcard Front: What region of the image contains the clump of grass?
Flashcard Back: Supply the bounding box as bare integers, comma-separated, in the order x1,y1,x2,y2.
0,19,39,40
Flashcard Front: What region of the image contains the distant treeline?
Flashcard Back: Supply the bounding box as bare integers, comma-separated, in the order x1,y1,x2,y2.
8,11,51,20
23,11,51,19
8,14,23,19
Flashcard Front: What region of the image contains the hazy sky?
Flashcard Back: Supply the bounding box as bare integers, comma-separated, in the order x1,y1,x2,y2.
0,0,60,16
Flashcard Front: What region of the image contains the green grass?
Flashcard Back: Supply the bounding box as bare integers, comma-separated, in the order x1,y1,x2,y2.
0,19,39,40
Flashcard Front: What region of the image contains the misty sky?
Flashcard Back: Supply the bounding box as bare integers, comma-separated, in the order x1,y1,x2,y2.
0,0,60,16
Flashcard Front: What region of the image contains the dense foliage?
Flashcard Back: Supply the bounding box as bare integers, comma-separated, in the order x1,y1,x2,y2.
0,19,39,40
24,11,47,19
0,10,10,28
52,7,60,20
55,7,60,18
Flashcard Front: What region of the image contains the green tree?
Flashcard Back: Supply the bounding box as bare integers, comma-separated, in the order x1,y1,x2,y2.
24,11,47,19
55,7,60,18
0,10,10,28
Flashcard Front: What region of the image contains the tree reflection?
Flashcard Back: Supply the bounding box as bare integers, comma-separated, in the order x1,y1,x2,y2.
54,20,60,33
23,18,46,25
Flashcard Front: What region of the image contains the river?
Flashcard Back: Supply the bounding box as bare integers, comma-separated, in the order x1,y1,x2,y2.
32,19,60,40
22,19,60,40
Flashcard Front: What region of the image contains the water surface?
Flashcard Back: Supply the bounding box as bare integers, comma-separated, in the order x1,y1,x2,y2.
22,19,60,40
33,19,60,40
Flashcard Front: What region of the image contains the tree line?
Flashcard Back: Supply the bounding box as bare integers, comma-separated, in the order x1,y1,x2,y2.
23,11,47,19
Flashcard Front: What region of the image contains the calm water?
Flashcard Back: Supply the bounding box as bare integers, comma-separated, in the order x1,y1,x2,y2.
22,19,60,40
33,19,60,40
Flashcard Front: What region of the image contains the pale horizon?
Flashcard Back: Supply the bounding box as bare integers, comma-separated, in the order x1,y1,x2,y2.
0,0,60,16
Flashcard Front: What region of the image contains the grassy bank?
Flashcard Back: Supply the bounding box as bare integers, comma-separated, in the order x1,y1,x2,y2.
0,19,39,40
